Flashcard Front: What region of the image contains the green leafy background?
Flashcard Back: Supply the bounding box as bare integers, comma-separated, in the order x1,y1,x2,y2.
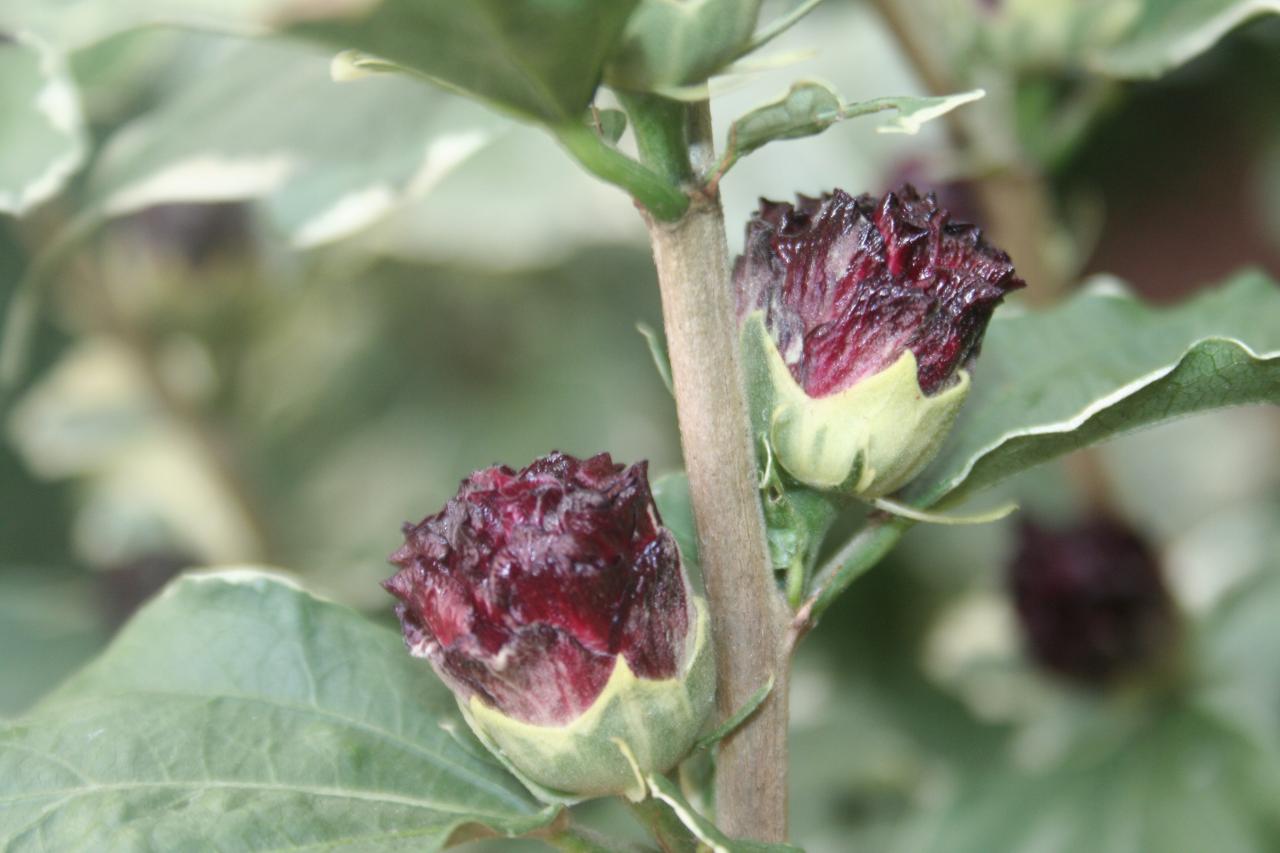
1,0,1279,850
912,271,1280,508
1,571,558,848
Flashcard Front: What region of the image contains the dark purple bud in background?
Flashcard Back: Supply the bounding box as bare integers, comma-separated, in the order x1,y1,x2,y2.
1009,517,1179,686
734,185,1023,496
385,451,713,796
127,202,252,267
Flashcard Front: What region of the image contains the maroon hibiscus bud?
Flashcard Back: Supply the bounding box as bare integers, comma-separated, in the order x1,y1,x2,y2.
385,451,713,796
734,185,1023,496
736,184,1023,397
1009,517,1179,686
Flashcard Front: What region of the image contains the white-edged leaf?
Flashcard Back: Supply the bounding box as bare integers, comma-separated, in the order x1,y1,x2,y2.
605,0,762,91
86,37,497,248
0,34,86,215
0,569,557,850
286,0,639,124
0,0,286,52
1094,0,1280,78
720,81,982,172
909,271,1280,508
873,89,986,134
645,773,801,853
1,0,637,125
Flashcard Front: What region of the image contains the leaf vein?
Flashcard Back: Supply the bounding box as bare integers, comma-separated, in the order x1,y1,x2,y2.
15,689,531,811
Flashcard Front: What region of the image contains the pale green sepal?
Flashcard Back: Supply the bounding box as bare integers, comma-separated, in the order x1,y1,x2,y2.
609,737,649,803
458,709,585,807
329,49,404,82
871,496,1019,525
742,312,969,498
464,596,715,799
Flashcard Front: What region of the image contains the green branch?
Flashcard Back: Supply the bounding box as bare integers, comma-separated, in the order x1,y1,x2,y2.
553,122,689,222
614,91,693,187
803,517,912,628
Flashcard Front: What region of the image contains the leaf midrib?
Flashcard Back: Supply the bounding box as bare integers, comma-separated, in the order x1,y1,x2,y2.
0,778,521,819
11,687,533,811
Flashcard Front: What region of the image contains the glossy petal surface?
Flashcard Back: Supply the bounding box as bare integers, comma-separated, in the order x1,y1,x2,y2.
385,452,689,726
734,185,1024,397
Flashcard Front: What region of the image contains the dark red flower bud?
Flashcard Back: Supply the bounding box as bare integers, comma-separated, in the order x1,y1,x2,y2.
734,185,1023,496
735,184,1023,398
385,451,713,796
1009,517,1179,686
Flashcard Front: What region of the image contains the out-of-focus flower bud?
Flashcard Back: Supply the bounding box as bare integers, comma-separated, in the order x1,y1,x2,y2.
384,451,713,798
734,185,1023,497
128,202,251,267
1009,517,1179,686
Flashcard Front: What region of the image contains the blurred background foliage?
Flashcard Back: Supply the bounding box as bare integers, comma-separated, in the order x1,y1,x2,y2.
2,1,1280,850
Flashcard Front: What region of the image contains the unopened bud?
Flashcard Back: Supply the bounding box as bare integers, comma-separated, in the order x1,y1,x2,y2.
735,185,1023,497
384,451,713,797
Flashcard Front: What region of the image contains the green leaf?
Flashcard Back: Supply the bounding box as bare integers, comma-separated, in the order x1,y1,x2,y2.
0,35,86,215
1094,0,1280,78
0,569,558,850
914,552,1280,852
289,0,640,124
85,37,497,248
743,0,827,56
1199,545,1280,754
0,569,108,717
592,108,629,146
0,0,282,51
605,0,762,91
718,82,983,175
635,322,673,395
651,471,700,578
909,271,1280,509
644,773,801,852
760,482,837,607
692,677,774,752
1,0,638,125
915,705,1280,853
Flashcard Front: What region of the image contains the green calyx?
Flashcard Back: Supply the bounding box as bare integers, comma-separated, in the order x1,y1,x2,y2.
742,312,970,498
464,595,715,801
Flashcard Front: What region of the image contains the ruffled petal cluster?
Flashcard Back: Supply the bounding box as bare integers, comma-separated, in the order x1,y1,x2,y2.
735,184,1024,398
385,451,690,727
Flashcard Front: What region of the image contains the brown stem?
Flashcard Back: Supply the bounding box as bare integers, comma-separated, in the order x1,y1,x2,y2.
642,145,790,839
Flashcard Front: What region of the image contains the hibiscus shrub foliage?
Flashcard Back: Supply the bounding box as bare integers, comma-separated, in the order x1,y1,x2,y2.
3,1,1280,850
